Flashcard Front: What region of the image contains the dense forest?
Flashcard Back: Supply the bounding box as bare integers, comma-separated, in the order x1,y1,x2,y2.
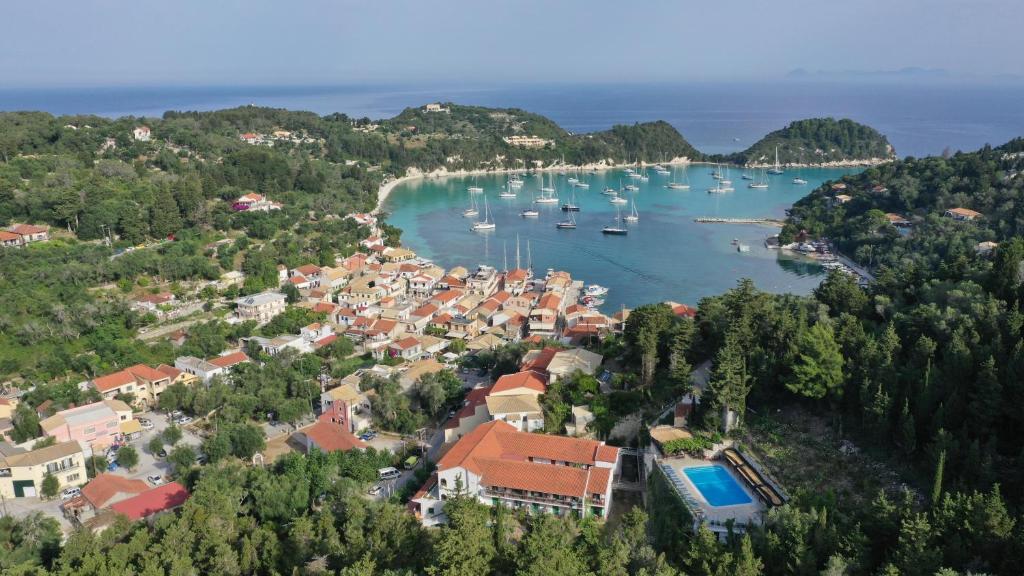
715,118,894,166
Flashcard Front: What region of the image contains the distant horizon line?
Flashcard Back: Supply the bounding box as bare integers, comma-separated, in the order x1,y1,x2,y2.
2,74,1023,92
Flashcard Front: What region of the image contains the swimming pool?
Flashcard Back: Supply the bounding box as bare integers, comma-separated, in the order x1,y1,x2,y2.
683,465,752,507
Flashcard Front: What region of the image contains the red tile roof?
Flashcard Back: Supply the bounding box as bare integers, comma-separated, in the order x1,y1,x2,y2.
0,231,21,242
391,336,420,350
536,293,561,311
207,351,249,368
505,269,529,282
302,421,367,453
437,421,618,497
81,473,149,509
411,303,438,318
156,364,183,379
110,482,190,520
444,385,493,430
521,347,559,373
492,371,546,394
671,303,697,318
295,264,321,276
92,370,137,392
9,224,48,235
313,334,338,349
313,302,338,314
126,364,170,382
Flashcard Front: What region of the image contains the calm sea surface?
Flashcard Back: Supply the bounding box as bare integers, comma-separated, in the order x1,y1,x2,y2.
383,167,857,310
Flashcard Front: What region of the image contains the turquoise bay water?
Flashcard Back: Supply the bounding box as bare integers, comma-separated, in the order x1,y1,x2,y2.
383,165,860,310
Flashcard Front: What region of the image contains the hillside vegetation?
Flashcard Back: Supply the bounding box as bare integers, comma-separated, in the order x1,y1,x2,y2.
717,117,894,166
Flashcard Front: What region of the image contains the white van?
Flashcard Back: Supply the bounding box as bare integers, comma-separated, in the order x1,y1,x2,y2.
378,466,401,481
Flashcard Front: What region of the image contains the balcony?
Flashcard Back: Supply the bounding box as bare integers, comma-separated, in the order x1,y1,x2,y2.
482,488,582,509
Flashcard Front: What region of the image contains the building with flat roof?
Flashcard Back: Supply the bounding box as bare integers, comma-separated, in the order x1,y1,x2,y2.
234,291,287,324
40,399,133,449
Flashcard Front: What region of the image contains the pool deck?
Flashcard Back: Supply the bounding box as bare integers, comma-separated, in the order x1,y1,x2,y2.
660,454,766,528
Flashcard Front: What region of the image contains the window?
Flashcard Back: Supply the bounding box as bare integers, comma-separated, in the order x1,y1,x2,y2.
66,473,80,482
125,385,134,392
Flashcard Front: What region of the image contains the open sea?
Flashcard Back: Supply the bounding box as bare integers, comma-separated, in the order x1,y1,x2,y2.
4,81,1022,308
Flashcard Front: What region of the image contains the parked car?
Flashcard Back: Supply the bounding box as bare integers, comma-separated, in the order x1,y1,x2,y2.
403,456,419,470
377,467,400,481
367,484,383,496
175,416,193,425
138,418,154,430
170,410,183,419
157,448,167,458
146,475,165,486
60,487,82,501
195,454,207,465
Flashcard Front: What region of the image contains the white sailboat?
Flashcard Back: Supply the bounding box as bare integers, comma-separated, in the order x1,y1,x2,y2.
499,185,517,198
748,168,769,189
462,195,479,217
720,165,732,186
707,181,730,194
467,175,483,193
541,172,556,193
556,209,577,229
472,197,496,230
768,146,784,175
666,166,690,189
609,194,627,205
623,198,639,223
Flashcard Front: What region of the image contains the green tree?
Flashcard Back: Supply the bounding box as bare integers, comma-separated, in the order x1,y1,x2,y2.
148,436,165,456
41,473,60,500
163,424,183,446
116,445,139,470
168,444,197,474
931,449,946,508
429,497,496,576
11,403,41,443
150,186,182,238
785,321,845,402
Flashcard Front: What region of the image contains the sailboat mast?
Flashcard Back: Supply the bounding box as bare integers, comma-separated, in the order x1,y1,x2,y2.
516,234,521,270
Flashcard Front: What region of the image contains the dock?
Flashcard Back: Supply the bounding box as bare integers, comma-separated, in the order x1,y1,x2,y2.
693,217,785,226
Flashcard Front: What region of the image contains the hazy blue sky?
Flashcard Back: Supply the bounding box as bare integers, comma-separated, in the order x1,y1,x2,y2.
2,0,1021,87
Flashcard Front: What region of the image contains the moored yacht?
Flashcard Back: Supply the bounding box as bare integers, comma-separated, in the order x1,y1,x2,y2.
471,197,496,231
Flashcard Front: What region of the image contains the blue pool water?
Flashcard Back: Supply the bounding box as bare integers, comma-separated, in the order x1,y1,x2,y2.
683,465,752,507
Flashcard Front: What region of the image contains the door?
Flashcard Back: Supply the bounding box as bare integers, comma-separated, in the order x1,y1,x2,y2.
13,480,35,497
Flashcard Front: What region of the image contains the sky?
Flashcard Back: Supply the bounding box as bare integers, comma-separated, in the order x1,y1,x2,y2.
1,0,1022,87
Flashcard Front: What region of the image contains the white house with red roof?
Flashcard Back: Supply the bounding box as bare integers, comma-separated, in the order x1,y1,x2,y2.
485,371,546,433
5,224,50,245
412,421,619,525
132,126,151,141
232,193,281,212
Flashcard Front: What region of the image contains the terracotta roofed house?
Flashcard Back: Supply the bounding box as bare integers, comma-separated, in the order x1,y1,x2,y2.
110,482,190,521
91,364,172,408
944,207,982,221
414,421,619,523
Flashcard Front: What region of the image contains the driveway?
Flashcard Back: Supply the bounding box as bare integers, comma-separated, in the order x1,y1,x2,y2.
1,495,74,532
110,410,204,484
